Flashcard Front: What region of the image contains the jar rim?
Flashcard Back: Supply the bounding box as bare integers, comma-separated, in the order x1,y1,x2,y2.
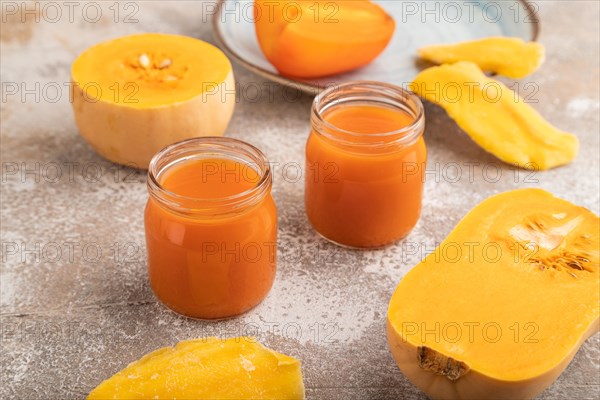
311,81,425,147
147,137,272,216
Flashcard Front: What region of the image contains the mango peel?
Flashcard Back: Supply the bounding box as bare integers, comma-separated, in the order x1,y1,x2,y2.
87,337,305,400
410,62,578,170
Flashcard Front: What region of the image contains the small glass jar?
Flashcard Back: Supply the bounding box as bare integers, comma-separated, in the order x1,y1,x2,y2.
305,81,426,248
145,137,277,319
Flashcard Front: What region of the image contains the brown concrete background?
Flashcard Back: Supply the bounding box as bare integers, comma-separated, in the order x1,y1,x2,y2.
1,1,599,399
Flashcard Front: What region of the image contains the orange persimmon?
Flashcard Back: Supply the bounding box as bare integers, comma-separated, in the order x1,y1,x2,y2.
254,0,395,78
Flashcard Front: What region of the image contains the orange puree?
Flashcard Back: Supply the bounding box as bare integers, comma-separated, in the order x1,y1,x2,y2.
145,152,277,319
306,101,426,248
325,105,414,140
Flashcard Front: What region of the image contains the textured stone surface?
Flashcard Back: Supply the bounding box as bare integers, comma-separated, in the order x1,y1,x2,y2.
1,1,599,399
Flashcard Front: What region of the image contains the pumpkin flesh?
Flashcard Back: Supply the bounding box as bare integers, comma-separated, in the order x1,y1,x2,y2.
387,189,599,399
71,33,235,168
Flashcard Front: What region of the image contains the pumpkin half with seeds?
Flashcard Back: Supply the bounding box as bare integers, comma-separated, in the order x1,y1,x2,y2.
71,33,235,169
387,188,599,400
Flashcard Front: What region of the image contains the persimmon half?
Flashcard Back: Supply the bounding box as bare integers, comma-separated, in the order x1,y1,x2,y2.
254,0,395,78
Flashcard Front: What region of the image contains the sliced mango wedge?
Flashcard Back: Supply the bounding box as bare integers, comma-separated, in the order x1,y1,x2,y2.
418,37,545,78
410,62,578,170
87,337,305,400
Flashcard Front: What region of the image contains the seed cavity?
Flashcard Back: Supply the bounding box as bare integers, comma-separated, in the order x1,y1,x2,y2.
126,53,186,83
508,213,598,278
139,53,150,68
158,58,172,69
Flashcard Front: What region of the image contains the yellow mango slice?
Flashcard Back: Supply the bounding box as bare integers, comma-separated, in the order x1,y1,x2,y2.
418,37,544,78
87,337,305,400
410,62,578,170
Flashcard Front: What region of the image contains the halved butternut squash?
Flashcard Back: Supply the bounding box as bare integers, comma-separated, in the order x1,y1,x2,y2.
410,62,578,170
71,33,235,169
387,189,599,399
418,37,545,78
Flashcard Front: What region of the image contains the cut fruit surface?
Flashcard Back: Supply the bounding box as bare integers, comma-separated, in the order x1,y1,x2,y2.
254,0,395,78
71,33,235,168
410,62,578,170
418,37,545,78
87,337,305,399
387,189,599,400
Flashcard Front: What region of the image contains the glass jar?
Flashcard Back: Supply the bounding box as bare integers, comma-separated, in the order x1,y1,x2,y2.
305,81,426,248
145,137,277,319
